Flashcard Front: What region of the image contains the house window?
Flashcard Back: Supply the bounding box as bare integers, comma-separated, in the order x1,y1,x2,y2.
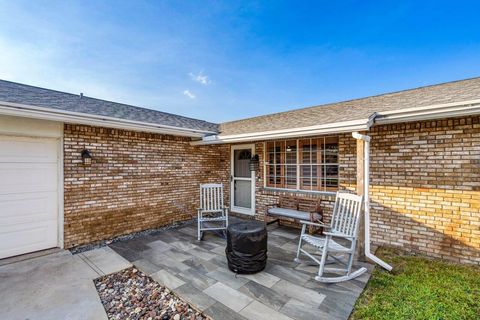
265,137,339,192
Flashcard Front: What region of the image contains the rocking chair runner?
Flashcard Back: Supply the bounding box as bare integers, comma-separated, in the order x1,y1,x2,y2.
294,191,367,283
197,183,228,241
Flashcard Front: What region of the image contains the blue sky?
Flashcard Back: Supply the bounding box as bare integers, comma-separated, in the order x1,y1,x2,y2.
0,1,479,123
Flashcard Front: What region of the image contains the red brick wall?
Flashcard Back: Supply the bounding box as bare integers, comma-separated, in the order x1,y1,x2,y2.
63,124,229,248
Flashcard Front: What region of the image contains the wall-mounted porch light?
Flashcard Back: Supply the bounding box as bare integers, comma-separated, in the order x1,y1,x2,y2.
81,149,92,165
249,154,259,171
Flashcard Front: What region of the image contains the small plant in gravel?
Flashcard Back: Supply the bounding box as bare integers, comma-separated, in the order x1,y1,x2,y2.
94,267,208,320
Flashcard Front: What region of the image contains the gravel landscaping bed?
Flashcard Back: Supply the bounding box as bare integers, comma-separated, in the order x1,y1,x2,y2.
95,267,209,320
71,220,194,254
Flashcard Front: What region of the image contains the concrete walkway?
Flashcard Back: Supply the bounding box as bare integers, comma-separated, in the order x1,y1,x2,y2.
0,247,131,320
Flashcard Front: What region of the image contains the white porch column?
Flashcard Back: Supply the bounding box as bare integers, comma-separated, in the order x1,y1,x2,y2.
355,135,367,261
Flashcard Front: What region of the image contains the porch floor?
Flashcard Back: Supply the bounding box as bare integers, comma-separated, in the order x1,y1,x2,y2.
109,217,373,320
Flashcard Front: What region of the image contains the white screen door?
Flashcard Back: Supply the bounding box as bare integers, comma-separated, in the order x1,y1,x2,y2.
231,144,255,215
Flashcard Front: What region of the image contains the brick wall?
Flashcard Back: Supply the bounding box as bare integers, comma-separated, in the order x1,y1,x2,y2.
252,116,479,265
341,116,480,264
64,116,480,264
63,124,229,248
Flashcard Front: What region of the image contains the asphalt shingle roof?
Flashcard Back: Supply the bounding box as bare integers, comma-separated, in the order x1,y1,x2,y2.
1,77,479,137
0,80,218,133
219,77,480,136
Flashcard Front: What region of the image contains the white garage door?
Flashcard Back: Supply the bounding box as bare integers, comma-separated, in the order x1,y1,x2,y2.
0,136,59,259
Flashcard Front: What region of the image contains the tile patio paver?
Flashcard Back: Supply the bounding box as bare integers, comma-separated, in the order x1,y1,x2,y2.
146,239,173,251
131,258,162,275
271,279,326,307
206,268,250,289
183,256,219,274
238,270,280,288
271,228,299,240
151,269,185,289
175,283,217,311
203,282,253,312
281,298,339,320
204,302,248,320
238,281,290,311
240,301,294,320
264,263,311,286
187,247,217,261
177,268,218,291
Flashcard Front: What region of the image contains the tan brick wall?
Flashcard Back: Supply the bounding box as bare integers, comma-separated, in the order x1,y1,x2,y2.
251,116,479,264
64,115,480,265
341,116,480,264
63,124,229,248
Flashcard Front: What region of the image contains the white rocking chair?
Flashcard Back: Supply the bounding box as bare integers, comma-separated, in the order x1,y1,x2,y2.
197,183,228,241
294,192,367,283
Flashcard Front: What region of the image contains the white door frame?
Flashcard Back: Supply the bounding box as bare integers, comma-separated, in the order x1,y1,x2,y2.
230,144,255,215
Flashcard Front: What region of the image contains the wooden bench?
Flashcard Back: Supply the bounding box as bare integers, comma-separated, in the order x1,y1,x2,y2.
266,196,323,230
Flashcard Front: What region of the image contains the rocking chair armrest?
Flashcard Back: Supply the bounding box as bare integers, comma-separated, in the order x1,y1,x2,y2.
299,220,328,228
323,231,354,239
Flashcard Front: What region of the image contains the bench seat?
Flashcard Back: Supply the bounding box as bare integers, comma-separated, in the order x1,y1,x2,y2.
267,207,312,220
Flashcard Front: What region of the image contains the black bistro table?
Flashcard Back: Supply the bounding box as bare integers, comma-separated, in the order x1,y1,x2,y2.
225,221,268,274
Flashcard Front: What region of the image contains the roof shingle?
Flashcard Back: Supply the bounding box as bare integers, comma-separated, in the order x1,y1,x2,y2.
0,80,218,133
219,77,480,136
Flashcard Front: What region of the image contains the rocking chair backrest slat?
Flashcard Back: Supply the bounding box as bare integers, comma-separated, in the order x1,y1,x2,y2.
330,192,364,237
199,183,224,212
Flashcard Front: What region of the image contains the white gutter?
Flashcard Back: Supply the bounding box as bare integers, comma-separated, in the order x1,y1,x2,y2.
0,101,217,138
192,115,376,145
352,132,393,271
376,99,480,124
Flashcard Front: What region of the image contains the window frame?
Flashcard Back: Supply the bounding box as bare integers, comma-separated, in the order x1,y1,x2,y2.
263,137,339,194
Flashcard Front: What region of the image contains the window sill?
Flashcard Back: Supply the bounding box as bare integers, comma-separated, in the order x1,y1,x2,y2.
261,187,336,197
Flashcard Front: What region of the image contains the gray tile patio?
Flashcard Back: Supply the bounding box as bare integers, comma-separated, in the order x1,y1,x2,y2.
110,218,373,320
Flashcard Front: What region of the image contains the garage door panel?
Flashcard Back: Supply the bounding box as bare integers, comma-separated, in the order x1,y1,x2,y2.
0,221,57,259
0,163,57,194
0,192,57,225
0,136,57,163
0,135,59,259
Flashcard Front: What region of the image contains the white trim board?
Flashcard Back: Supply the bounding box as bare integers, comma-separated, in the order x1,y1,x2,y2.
0,101,216,138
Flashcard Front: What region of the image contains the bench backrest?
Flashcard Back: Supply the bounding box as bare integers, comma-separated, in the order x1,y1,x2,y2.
278,196,322,213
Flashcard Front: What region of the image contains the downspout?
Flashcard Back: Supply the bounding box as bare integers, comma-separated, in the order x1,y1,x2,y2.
352,132,393,271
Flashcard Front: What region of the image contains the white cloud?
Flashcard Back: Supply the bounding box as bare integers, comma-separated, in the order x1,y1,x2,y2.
189,71,210,85
183,89,196,99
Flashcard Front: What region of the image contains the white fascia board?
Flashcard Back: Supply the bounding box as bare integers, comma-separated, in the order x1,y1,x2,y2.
375,99,480,124
0,101,217,138
191,119,372,145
